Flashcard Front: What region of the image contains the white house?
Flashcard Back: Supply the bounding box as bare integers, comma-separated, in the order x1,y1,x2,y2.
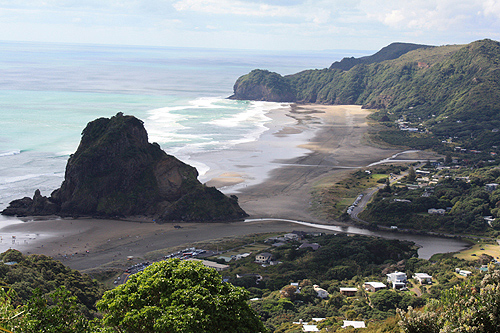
456,268,472,277
364,282,387,292
413,273,432,284
485,183,499,192
342,320,366,328
302,324,319,332
387,272,407,289
313,285,329,299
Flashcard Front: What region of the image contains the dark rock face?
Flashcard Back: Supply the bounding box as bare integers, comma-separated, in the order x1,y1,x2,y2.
2,113,248,222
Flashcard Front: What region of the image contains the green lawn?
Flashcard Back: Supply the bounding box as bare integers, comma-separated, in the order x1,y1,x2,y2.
454,242,500,261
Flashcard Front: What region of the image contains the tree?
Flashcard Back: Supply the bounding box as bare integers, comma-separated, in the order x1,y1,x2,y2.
407,167,417,183
399,269,500,333
20,287,92,333
97,259,267,333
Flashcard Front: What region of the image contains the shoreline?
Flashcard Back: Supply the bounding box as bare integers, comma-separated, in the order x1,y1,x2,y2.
0,104,444,271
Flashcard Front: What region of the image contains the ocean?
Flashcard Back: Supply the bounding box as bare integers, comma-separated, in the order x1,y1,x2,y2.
0,41,369,211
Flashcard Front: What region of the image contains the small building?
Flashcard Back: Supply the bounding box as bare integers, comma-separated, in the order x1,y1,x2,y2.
387,272,407,289
456,268,472,277
313,285,329,299
284,233,300,241
255,252,273,264
235,253,251,260
292,230,309,238
298,242,321,251
186,259,229,271
302,324,319,332
342,320,366,328
485,183,499,192
428,208,446,215
339,287,358,297
363,282,387,292
413,273,432,284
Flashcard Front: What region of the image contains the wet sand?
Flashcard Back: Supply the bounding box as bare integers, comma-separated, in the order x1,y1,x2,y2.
1,104,436,271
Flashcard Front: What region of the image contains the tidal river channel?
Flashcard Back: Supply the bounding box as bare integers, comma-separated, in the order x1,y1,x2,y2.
246,218,470,259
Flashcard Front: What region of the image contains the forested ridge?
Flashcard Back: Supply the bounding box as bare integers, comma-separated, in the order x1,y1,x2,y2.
231,39,500,149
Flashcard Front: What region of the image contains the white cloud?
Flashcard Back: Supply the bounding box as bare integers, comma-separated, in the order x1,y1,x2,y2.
0,0,498,50
482,0,500,18
360,0,492,32
173,0,297,17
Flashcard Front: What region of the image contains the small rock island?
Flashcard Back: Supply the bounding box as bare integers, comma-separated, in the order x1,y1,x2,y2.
2,113,248,222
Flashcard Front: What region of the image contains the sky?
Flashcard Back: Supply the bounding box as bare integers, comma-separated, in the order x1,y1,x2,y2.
0,0,499,51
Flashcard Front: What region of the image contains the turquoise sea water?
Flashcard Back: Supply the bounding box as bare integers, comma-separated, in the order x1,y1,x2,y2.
0,41,369,209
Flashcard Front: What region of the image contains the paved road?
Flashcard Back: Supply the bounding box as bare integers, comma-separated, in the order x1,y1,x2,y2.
349,163,424,226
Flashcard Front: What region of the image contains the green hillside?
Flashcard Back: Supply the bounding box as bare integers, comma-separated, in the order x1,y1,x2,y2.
231,39,500,149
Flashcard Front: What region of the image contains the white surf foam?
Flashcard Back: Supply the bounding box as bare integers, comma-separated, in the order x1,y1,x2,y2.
0,150,21,157
207,101,276,128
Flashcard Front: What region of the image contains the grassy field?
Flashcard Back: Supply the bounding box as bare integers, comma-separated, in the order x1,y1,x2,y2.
310,167,396,220
454,241,500,261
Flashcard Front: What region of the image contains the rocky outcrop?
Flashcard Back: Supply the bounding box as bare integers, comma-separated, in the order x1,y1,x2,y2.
228,69,296,102
2,113,248,222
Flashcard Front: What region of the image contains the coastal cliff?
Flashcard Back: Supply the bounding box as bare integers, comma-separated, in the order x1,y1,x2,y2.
228,69,296,102
230,39,500,149
2,113,248,222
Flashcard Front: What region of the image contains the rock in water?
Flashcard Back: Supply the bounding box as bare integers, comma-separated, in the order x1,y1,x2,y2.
2,113,248,222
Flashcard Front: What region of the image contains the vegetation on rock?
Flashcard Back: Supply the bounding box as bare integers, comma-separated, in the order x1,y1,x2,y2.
1,113,247,222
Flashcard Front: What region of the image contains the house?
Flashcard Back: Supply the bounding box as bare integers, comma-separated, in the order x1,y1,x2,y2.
339,287,358,297
428,208,446,215
292,230,308,237
387,272,407,289
342,320,366,328
217,256,233,262
186,259,229,271
235,253,251,260
363,282,387,292
456,268,472,277
255,252,273,264
302,324,319,332
485,183,499,192
313,285,329,298
413,273,432,284
284,233,300,241
290,282,300,292
298,242,321,250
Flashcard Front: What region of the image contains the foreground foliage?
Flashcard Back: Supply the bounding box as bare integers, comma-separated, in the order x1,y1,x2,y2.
97,259,266,333
399,269,500,333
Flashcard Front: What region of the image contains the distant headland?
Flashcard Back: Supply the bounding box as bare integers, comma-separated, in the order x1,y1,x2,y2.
230,39,500,150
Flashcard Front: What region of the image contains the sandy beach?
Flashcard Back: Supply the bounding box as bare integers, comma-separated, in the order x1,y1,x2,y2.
1,104,437,271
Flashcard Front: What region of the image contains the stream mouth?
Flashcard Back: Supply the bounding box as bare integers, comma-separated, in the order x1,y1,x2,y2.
245,218,468,259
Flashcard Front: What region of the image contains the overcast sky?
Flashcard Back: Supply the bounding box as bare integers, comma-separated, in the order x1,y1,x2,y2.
0,0,499,51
